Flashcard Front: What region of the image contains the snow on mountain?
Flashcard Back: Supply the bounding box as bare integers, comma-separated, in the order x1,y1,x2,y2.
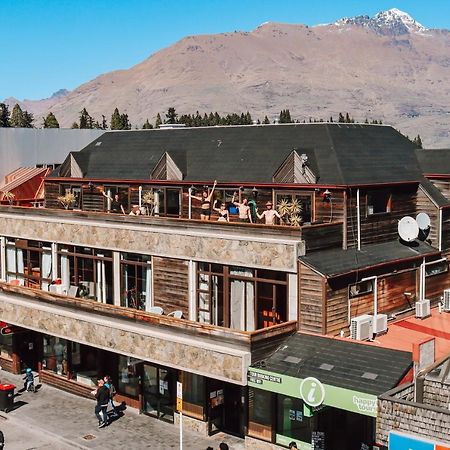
335,8,428,35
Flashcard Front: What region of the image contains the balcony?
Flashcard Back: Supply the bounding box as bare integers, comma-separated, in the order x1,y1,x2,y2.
0,281,297,384
0,206,342,271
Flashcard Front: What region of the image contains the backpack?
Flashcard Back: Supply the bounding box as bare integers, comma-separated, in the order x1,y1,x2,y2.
109,382,117,398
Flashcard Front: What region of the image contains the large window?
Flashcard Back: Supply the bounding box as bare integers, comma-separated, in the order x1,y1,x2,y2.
58,245,113,303
154,188,181,217
425,260,448,277
103,185,130,213
181,372,205,420
248,387,274,441
6,239,52,289
0,333,13,361
120,253,152,311
43,335,68,376
276,395,312,445
118,355,140,397
367,190,391,215
275,191,313,224
196,264,288,331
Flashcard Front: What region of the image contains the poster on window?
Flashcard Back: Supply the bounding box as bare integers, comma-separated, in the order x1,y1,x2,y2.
311,431,325,450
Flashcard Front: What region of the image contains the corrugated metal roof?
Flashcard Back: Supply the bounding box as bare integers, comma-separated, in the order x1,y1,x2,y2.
0,167,48,192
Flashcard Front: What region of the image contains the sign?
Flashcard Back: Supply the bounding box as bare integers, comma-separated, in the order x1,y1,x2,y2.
176,381,182,411
0,325,25,335
248,368,377,417
311,431,325,450
300,377,325,407
389,431,450,450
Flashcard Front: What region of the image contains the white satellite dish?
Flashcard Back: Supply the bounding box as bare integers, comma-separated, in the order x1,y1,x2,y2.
416,212,431,230
398,216,419,242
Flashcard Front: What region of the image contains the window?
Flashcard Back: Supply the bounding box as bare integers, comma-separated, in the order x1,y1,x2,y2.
118,355,140,397
6,239,52,289
248,387,274,441
42,335,68,376
0,333,13,360
276,395,312,445
348,280,373,299
367,190,391,215
103,185,130,213
60,184,82,209
275,191,313,224
154,188,181,217
426,261,448,277
58,245,113,303
181,372,205,419
120,253,152,311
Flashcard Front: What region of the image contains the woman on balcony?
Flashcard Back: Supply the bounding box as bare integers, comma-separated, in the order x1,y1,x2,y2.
190,180,217,220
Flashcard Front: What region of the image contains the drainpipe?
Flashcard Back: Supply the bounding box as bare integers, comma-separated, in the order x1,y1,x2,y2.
188,187,192,219
439,208,443,252
138,186,142,208
0,237,5,281
356,189,361,251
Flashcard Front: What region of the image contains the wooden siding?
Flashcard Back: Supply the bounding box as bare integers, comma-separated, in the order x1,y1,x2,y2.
152,256,189,318
346,185,418,248
81,185,104,212
326,284,348,335
314,190,345,224
298,263,324,333
44,182,60,209
417,186,440,248
442,208,450,252
302,222,343,252
430,179,450,200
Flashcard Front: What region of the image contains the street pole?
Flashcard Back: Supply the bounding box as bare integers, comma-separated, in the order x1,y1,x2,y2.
177,381,183,450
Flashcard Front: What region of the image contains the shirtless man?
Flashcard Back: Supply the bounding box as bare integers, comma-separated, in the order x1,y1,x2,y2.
257,201,281,225
232,193,253,223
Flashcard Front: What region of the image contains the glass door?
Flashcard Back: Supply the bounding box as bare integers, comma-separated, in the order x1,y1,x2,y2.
142,364,175,423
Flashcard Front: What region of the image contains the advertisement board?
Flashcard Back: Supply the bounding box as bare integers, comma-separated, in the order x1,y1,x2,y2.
389,431,450,450
248,368,377,417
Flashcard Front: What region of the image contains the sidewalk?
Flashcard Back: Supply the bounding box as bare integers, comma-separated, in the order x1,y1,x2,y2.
0,371,245,449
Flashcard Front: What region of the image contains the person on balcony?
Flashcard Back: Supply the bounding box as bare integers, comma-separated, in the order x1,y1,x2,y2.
213,200,229,222
190,181,217,220
257,201,281,225
232,193,253,223
100,189,126,214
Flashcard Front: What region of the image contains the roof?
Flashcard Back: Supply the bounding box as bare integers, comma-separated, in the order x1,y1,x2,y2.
299,239,439,278
0,167,48,192
419,177,450,208
257,333,412,395
416,149,450,176
0,128,104,184
375,307,450,360
54,124,422,186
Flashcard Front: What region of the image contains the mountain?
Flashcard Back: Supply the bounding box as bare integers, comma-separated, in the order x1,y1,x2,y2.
5,9,450,146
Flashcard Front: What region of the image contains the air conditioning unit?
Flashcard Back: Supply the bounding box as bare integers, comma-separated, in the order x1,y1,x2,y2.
443,289,450,311
373,314,388,334
350,314,373,341
416,299,431,319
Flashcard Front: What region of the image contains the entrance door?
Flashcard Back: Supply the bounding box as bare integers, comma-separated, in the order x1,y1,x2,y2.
142,364,175,423
16,330,41,372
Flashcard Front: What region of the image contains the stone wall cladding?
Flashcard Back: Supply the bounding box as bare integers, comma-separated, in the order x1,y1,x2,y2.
0,296,247,384
423,379,450,409
0,215,301,272
245,437,285,449
377,393,450,447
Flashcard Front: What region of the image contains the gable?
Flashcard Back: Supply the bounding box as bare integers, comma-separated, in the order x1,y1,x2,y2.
273,150,317,184
58,154,83,178
150,152,183,181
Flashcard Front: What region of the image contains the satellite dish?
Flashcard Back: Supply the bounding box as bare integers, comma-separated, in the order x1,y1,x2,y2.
398,216,419,242
416,212,431,230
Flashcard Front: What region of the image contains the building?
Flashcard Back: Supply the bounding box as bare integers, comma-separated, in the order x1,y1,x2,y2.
1,123,450,446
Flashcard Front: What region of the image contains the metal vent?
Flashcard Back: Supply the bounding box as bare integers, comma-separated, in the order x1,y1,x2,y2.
284,356,301,364
319,363,334,371
361,372,378,380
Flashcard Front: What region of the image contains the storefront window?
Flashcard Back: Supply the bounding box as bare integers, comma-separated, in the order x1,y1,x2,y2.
182,372,205,419
248,387,274,441
42,335,68,376
118,355,140,397
0,333,13,360
120,253,151,311
276,395,311,446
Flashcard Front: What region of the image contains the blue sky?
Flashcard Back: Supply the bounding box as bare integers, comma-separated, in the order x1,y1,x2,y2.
2,0,449,100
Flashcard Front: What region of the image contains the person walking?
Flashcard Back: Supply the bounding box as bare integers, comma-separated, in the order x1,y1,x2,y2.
104,375,119,417
92,378,110,428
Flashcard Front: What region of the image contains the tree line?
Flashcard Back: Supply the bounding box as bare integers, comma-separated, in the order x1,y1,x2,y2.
0,103,423,147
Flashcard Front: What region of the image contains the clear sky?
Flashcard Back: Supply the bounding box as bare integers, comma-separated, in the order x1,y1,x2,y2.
2,0,449,100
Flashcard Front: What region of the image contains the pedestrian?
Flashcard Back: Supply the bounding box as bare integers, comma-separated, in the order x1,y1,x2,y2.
288,442,298,449
219,443,229,450
103,375,119,417
257,201,281,225
23,368,34,391
91,378,109,428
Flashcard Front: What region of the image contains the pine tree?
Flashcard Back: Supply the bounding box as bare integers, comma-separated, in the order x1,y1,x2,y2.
413,134,423,149
165,107,177,124
101,115,108,130
155,113,162,128
10,104,25,127
79,108,93,129
0,103,11,127
71,122,79,129
110,108,123,130
345,112,351,123
43,112,59,128
120,113,131,130
338,113,345,123
329,116,333,123
142,119,153,129
263,116,270,125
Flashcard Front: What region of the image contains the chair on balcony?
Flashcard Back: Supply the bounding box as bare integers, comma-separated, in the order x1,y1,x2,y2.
67,285,79,297
167,310,183,319
147,306,164,315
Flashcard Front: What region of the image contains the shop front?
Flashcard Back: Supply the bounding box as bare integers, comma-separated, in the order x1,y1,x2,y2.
246,333,412,450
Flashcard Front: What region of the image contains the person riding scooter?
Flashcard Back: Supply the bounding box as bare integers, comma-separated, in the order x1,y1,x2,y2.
23,368,35,392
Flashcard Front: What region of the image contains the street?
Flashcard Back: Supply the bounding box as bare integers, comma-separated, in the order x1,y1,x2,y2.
0,371,245,450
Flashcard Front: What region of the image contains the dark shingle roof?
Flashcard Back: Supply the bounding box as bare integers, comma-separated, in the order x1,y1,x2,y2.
58,124,422,186
299,239,439,278
416,149,450,175
259,333,411,395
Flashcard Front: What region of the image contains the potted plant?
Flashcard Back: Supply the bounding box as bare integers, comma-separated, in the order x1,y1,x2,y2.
276,196,303,227
142,190,156,215
57,192,76,210
2,191,15,205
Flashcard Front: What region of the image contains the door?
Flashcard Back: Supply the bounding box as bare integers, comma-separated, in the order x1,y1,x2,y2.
142,364,175,423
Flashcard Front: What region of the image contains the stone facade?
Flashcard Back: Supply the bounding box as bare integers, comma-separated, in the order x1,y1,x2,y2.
0,212,303,272
377,383,450,447
245,437,285,449
174,412,208,436
0,289,250,384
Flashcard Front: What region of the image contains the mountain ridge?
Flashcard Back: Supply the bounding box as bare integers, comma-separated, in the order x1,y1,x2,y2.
4,9,450,147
